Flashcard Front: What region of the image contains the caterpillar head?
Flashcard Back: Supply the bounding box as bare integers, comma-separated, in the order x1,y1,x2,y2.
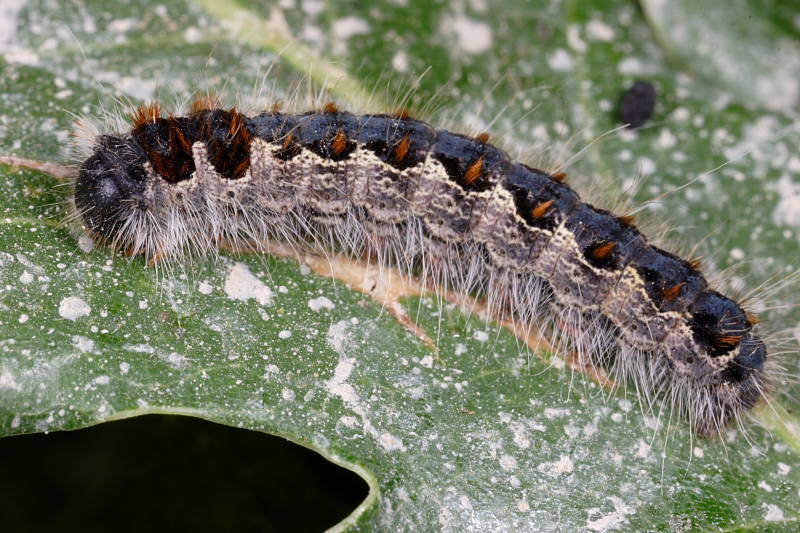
74,134,148,243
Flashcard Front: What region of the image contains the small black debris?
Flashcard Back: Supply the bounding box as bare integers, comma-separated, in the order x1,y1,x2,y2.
619,81,656,129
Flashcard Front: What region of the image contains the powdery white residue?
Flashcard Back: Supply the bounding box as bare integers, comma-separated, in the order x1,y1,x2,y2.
326,319,357,355
544,407,570,419
94,375,110,385
19,271,33,284
586,497,635,532
108,17,137,33
730,248,745,261
326,354,359,406
517,493,530,513
566,25,587,52
78,235,94,254
339,415,358,428
547,48,574,71
637,157,656,176
508,421,530,449
223,262,274,305
308,296,335,311
15,253,41,272
379,432,405,451
499,454,517,471
441,13,492,54
763,503,784,522
634,439,652,459
302,0,324,16
723,116,782,173
655,129,677,149
0,0,38,65
183,26,203,43
331,16,369,40
419,355,434,368
537,454,573,477
617,56,644,75
163,352,188,368
472,330,489,342
278,330,292,339
91,70,158,101
0,369,21,391
281,388,296,401
198,280,213,295
123,343,186,369
119,362,130,374
72,335,95,353
59,296,91,320
392,49,409,72
586,19,615,41
324,328,406,453
769,173,800,227
124,343,154,354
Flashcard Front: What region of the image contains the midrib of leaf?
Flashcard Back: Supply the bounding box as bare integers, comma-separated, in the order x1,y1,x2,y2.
194,0,384,109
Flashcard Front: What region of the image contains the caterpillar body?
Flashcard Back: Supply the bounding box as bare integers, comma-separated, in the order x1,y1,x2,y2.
72,100,768,437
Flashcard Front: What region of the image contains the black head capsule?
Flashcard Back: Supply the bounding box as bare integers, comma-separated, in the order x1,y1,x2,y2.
74,135,148,241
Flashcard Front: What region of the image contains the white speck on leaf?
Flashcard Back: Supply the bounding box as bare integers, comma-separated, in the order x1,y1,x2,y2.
308,296,335,311
547,48,574,71
77,234,95,253
72,335,95,353
331,15,369,40
586,497,635,531
538,454,574,477
198,280,213,295
379,432,405,451
441,13,492,54
59,296,90,320
763,503,784,522
586,19,615,41
499,454,517,471
0,369,21,391
472,330,489,342
223,262,273,305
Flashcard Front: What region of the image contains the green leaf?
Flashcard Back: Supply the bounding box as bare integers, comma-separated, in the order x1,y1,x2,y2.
1,0,799,531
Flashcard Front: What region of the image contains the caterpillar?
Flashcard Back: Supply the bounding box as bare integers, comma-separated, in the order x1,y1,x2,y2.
70,97,770,437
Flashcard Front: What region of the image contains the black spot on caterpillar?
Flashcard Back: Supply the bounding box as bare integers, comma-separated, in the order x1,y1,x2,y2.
71,100,769,437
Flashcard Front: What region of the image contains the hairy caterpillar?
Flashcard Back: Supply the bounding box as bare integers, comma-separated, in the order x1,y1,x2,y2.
69,97,770,437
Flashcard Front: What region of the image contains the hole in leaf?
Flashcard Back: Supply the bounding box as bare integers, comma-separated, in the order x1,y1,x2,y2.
0,414,368,532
